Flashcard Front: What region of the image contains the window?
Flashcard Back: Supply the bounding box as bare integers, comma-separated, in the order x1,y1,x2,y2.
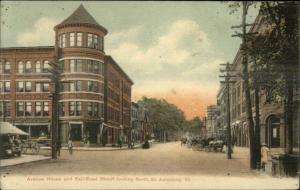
25,81,31,92
0,62,2,73
59,35,63,48
76,102,82,116
88,102,93,116
1,102,11,117
36,83,41,92
25,102,32,116
36,61,41,73
43,83,49,92
17,102,25,116
93,35,98,49
88,81,93,91
59,102,65,117
70,81,75,92
0,82,3,92
70,60,75,72
87,60,93,73
17,81,24,92
25,61,31,73
36,102,42,116
94,62,99,74
94,103,99,117
43,61,50,73
76,81,82,91
76,60,83,72
69,102,75,116
18,61,24,73
88,33,93,48
94,82,99,92
62,34,66,48
58,61,64,72
43,102,49,116
77,33,82,46
99,63,104,75
4,81,10,92
70,33,75,47
4,62,10,73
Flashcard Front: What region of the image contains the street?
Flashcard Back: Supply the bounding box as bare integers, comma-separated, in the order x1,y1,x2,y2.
1,142,298,189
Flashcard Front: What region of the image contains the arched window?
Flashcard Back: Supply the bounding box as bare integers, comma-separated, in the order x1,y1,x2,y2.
25,61,31,73
4,62,10,73
18,61,24,73
43,60,50,73
36,61,41,73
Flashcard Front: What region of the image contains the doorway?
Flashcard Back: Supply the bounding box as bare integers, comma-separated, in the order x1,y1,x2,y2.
266,115,281,148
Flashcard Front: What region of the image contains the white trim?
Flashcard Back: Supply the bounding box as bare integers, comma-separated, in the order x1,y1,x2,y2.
15,79,51,82
0,80,11,82
15,123,50,126
16,92,50,94
60,77,104,82
60,91,104,96
59,57,104,63
69,121,83,125
16,73,51,76
61,72,104,78
58,99,104,103
15,100,51,102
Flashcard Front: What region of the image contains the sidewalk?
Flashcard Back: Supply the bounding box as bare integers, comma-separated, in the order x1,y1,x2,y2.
40,143,142,151
0,154,51,168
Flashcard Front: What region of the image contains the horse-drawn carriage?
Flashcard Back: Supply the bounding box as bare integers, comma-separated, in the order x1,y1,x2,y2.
181,136,226,153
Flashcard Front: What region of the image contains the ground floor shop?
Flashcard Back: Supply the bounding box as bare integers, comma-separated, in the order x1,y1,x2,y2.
15,123,50,138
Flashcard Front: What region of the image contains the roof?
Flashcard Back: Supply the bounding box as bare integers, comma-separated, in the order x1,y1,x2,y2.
55,4,108,34
105,55,134,85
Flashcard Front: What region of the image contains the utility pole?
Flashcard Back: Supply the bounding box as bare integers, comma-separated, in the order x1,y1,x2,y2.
48,62,61,159
220,62,236,159
231,1,256,169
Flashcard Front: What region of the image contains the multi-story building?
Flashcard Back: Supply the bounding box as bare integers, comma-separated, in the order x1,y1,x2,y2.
206,105,218,138
131,102,139,142
216,84,226,139
228,13,299,153
0,5,133,146
104,56,133,145
130,102,150,142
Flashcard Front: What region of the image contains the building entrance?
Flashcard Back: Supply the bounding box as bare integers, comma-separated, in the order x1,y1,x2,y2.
70,124,82,141
266,115,281,148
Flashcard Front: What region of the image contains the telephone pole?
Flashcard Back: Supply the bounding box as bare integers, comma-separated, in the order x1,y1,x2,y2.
231,1,256,169
220,62,236,159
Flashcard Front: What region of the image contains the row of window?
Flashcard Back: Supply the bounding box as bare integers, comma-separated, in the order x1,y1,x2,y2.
0,101,104,118
107,106,120,123
60,80,104,93
0,81,50,93
58,32,104,50
59,59,104,75
16,101,49,117
59,101,104,117
0,61,50,74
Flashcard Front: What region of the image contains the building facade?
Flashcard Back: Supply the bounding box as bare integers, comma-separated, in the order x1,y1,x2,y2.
0,5,133,146
206,105,218,138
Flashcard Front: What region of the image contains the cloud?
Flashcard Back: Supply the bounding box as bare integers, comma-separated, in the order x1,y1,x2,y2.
16,17,59,46
106,19,211,75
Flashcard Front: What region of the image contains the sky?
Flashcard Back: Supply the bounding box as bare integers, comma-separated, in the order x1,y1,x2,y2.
0,1,259,120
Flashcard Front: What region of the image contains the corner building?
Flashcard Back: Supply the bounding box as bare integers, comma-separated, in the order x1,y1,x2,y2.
0,5,133,146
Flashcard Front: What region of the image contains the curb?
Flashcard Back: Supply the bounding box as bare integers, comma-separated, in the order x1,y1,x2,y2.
40,145,142,151
0,157,52,169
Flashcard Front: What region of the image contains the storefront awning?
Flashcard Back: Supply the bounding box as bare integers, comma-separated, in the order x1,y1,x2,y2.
0,122,29,136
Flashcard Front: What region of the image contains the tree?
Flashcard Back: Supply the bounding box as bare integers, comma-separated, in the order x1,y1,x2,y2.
137,97,185,142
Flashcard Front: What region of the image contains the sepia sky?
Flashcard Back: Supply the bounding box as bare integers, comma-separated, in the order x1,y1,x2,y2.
0,1,259,120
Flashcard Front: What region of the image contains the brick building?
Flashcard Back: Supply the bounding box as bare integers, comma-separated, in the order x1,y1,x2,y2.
0,5,133,146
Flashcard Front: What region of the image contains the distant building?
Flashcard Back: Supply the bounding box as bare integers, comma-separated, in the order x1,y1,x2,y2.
0,5,133,146
130,102,150,142
206,105,218,138
216,84,226,139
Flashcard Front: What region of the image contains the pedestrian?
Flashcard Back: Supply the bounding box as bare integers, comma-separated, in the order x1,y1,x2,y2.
118,136,122,149
56,140,62,157
261,143,269,172
68,138,73,155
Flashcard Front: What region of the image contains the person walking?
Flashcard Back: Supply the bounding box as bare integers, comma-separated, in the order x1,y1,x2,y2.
261,143,269,172
56,140,62,157
68,138,73,155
